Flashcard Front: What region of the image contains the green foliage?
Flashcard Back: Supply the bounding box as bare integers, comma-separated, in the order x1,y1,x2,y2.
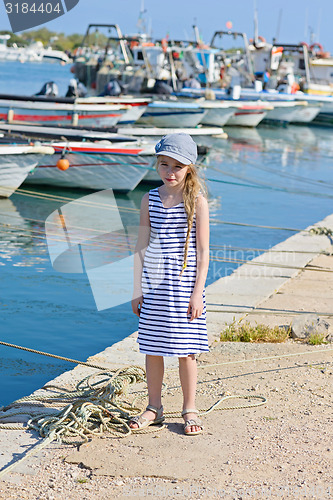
1,28,119,52
22,27,57,43
67,33,85,50
307,333,327,345
220,321,290,343
2,28,86,52
76,478,88,484
0,30,28,47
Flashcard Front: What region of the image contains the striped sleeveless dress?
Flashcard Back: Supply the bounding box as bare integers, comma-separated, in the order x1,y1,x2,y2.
137,187,209,357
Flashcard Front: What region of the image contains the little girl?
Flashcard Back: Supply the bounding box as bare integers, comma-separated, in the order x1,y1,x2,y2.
130,133,209,436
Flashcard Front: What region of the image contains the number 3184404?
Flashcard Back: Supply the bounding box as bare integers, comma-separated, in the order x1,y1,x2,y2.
5,3,61,14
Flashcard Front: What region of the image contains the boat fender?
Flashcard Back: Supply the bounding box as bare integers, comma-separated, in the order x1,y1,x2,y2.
291,82,300,94
161,38,168,53
7,109,14,122
27,146,55,155
57,158,70,171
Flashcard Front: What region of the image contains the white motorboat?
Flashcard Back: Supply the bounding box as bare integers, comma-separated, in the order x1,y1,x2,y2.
25,140,156,193
225,103,270,127
137,101,207,128
197,101,236,126
0,36,69,64
0,144,54,198
77,96,151,124
262,100,307,124
176,88,322,125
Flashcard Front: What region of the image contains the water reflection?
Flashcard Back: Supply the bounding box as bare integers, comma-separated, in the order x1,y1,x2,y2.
1,125,332,407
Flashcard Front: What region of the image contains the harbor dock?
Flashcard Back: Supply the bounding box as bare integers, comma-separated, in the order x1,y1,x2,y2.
0,214,332,497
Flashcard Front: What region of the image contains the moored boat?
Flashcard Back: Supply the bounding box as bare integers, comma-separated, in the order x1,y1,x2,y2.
198,101,236,126
0,144,54,198
25,140,156,193
0,95,129,127
137,101,207,128
225,103,270,127
77,96,150,124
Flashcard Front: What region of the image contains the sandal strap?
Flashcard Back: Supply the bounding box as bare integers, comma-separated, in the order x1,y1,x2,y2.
184,419,203,428
146,404,163,416
181,408,199,416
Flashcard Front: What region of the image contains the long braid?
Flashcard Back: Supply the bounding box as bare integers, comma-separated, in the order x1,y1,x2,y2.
180,165,207,277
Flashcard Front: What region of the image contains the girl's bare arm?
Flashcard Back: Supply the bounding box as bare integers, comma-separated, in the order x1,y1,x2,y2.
193,194,210,295
132,193,150,315
187,194,209,320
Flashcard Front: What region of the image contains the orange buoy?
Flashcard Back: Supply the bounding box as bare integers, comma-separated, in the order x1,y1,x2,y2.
57,158,70,171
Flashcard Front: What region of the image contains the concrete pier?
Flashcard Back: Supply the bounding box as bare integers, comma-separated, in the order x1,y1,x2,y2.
0,213,332,481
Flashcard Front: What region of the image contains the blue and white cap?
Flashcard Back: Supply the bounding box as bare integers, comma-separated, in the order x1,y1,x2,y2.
155,133,197,165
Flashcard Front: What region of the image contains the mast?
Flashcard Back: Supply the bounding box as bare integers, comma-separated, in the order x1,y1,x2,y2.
253,0,259,46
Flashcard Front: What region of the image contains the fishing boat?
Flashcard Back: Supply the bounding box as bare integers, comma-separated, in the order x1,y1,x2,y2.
0,122,137,142
137,101,207,128
25,140,156,193
0,94,129,127
0,144,54,198
177,88,321,125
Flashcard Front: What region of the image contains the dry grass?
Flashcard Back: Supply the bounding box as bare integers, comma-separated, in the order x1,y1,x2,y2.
220,321,290,343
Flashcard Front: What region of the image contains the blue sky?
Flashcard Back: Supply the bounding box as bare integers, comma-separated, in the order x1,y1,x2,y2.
1,0,332,52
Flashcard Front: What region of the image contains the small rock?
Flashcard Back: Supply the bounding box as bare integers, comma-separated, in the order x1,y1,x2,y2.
291,314,332,340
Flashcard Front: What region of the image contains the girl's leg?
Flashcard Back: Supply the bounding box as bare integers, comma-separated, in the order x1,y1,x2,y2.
179,354,201,433
129,354,164,428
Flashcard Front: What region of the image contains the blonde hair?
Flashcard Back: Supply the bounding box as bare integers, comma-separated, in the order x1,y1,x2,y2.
181,164,207,276
156,158,207,277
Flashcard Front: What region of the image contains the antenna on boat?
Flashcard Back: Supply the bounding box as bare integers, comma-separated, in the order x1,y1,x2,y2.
304,7,309,41
193,24,200,45
137,0,147,34
275,8,282,42
253,0,259,46
316,8,322,42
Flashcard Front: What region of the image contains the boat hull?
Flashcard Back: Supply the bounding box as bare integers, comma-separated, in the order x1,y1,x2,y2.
0,154,38,198
291,105,321,123
200,107,235,126
0,100,127,127
25,144,156,192
138,103,207,128
225,109,267,127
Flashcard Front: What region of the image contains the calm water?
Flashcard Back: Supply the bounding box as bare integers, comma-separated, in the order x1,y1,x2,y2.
0,62,333,406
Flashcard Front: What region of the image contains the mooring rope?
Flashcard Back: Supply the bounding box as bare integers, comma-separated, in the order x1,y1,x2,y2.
0,361,266,479
1,340,332,479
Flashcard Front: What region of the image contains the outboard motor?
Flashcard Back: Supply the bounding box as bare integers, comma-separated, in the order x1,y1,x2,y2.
65,78,87,98
100,79,123,97
35,81,59,97
153,79,173,95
